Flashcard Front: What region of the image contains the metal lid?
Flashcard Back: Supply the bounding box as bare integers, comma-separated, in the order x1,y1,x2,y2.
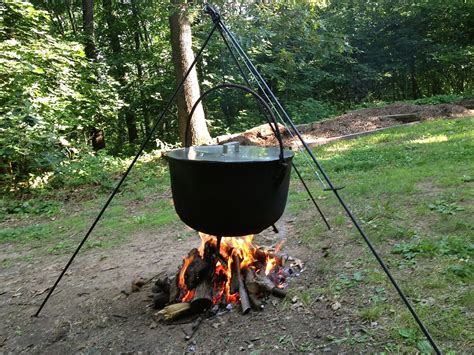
167,142,293,163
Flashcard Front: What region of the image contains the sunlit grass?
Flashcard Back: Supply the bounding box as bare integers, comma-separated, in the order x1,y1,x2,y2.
286,117,473,352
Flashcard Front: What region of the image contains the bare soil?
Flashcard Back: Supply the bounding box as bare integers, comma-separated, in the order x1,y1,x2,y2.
0,214,376,353
216,102,473,148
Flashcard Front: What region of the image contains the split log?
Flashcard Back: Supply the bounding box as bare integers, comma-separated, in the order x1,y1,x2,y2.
156,302,192,322
230,254,241,294
190,275,213,312
238,275,251,315
244,268,260,295
252,247,287,267
184,248,211,289
247,269,287,298
231,255,250,314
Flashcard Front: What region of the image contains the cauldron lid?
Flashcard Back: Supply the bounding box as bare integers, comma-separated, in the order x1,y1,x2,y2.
167,144,293,163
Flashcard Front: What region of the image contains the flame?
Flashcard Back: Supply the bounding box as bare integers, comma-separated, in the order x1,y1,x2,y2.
178,232,284,306
178,252,196,302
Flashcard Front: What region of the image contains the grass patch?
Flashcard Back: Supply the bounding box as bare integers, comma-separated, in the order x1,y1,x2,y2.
287,117,474,351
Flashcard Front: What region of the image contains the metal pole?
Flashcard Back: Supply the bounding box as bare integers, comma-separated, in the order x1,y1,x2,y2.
206,5,441,353
292,164,331,230
34,22,220,317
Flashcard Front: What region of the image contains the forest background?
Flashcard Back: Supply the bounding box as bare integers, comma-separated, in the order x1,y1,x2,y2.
1,0,473,191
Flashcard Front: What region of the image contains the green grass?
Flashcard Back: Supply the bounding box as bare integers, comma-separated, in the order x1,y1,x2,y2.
1,117,473,352
0,159,178,255
287,117,474,352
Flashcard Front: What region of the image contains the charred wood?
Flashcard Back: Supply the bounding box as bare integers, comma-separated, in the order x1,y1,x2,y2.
184,248,211,290
190,274,213,312
168,275,179,303
230,254,241,294
238,275,251,314
153,292,169,309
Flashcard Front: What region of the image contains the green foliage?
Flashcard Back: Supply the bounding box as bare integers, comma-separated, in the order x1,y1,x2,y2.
2,0,474,193
287,98,340,124
409,95,466,106
0,0,121,187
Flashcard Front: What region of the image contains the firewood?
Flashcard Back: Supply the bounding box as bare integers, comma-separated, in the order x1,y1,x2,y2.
255,271,287,298
252,247,286,267
153,292,169,309
238,275,251,315
190,275,213,312
168,275,179,303
230,254,241,294
184,248,211,289
231,256,250,314
243,268,260,295
156,302,191,321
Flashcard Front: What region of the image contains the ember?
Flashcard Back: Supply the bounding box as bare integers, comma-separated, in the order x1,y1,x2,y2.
153,233,297,321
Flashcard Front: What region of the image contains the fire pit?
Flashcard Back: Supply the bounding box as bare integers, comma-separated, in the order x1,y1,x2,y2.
152,233,299,321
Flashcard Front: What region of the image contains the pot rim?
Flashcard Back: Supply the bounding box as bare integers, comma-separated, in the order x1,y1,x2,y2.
167,145,294,163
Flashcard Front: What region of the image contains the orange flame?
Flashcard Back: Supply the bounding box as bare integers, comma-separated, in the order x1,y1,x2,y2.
178,252,196,302
178,232,283,305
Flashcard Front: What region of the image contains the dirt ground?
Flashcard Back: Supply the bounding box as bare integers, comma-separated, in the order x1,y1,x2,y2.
0,213,376,353
217,102,473,148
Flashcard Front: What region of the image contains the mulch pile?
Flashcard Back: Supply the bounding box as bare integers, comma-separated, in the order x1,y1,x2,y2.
216,102,473,148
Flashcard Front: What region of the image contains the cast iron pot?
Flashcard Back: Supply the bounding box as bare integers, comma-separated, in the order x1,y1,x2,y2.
167,84,294,236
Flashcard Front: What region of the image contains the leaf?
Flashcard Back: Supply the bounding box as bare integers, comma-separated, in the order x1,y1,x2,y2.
398,328,416,339
353,271,363,281
416,340,433,354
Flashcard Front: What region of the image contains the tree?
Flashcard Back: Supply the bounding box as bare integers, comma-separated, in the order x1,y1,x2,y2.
0,0,120,185
81,0,96,59
102,0,138,145
169,1,211,146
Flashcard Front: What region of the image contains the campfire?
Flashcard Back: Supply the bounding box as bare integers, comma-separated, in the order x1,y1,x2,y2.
152,233,297,322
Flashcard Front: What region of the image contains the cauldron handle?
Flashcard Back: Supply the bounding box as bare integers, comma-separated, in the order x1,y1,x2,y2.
184,83,286,163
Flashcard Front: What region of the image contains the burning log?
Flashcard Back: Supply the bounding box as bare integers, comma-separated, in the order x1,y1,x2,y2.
245,268,287,298
229,253,251,314
238,274,251,315
256,271,287,298
156,302,192,322
152,232,294,321
184,248,211,289
230,254,241,294
190,274,213,312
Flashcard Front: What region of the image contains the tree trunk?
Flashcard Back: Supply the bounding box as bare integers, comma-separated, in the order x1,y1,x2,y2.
169,1,211,146
131,0,151,136
66,0,77,37
81,0,96,59
102,0,138,144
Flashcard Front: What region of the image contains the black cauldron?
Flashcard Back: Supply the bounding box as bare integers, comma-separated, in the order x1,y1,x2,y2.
167,84,294,236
